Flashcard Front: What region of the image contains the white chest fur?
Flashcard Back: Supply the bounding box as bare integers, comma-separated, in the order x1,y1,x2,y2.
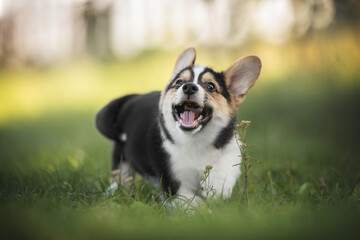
163,136,241,199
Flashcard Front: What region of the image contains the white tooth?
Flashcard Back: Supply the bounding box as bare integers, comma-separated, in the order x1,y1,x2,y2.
180,113,183,119
198,115,203,121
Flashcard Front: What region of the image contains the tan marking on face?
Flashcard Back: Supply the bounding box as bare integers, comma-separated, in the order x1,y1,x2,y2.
220,72,240,109
162,88,176,107
199,71,239,117
162,69,192,95
205,91,234,118
200,72,220,92
201,72,215,82
161,69,191,106
178,69,192,81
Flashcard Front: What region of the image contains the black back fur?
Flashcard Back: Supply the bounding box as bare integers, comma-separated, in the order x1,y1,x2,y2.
96,91,179,195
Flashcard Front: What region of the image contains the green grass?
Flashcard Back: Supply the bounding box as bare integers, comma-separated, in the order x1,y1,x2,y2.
0,54,360,239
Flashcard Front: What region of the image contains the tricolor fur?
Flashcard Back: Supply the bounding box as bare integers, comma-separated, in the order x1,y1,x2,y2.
96,48,261,205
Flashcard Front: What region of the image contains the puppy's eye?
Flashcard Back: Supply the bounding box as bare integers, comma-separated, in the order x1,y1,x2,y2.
205,82,216,92
175,80,184,89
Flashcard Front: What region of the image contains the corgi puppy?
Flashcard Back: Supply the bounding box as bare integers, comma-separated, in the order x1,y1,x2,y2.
96,48,261,204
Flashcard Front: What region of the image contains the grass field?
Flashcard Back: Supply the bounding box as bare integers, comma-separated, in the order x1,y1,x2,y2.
0,43,360,239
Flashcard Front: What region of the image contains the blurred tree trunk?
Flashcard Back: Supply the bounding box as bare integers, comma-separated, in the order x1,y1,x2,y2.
84,1,112,60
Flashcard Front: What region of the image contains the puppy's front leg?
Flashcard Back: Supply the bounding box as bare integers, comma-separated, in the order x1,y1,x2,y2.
201,163,240,199
172,185,204,208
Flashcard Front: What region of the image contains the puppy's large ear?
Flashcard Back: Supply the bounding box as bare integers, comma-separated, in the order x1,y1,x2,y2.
171,48,196,79
225,55,262,105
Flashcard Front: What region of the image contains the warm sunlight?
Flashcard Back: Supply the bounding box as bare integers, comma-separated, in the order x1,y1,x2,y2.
0,1,359,239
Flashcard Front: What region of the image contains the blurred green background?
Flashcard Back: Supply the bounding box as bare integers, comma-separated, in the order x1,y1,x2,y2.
0,0,359,239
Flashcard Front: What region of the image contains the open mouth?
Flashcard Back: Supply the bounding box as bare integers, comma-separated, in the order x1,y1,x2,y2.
172,101,212,131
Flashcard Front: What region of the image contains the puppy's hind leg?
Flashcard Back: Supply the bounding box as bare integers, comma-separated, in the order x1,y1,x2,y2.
108,141,133,191
109,142,122,190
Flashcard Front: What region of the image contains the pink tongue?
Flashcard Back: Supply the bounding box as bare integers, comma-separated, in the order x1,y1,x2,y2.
182,111,196,125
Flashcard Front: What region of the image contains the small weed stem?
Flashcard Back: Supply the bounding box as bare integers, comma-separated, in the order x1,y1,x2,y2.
235,121,261,203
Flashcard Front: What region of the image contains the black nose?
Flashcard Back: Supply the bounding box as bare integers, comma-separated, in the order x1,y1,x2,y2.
182,82,198,96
